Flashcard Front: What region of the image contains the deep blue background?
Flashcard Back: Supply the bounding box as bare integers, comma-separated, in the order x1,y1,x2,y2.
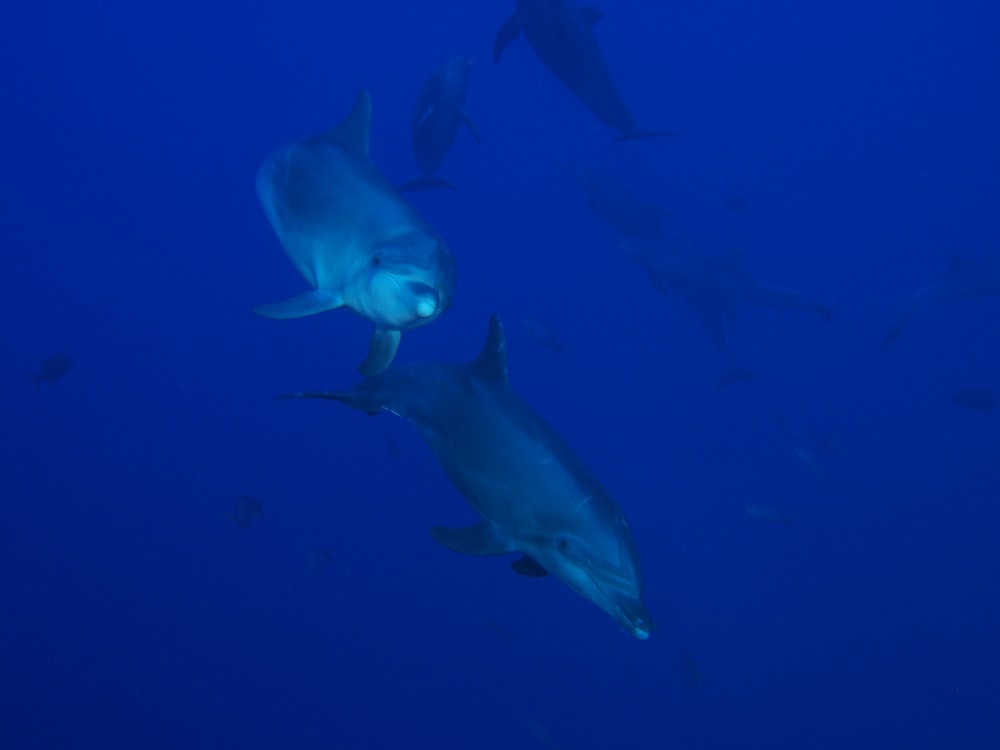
2,1,998,747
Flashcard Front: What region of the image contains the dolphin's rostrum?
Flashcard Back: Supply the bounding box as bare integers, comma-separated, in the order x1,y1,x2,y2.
281,315,652,639
255,91,456,375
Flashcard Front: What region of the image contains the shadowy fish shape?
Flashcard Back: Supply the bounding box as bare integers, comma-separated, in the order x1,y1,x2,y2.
570,164,669,240
401,57,479,192
952,387,997,413
522,316,563,353
227,494,262,528
494,1,676,140
616,238,832,388
31,354,73,390
255,91,457,375
881,255,1000,350
280,315,652,639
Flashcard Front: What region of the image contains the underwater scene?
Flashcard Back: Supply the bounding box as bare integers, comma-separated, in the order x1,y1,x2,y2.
3,1,999,748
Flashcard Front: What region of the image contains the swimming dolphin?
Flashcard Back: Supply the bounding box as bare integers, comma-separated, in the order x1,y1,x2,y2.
494,1,674,140
400,57,480,192
280,315,652,639
570,164,669,240
255,91,457,375
617,238,832,387
881,255,1000,349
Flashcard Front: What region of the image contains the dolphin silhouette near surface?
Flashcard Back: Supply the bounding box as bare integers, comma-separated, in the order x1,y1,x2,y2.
401,57,480,192
281,315,652,639
880,255,1000,350
255,91,456,375
494,0,675,140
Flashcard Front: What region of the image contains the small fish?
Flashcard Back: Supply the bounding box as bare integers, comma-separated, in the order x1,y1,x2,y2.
227,494,263,528
522,317,563,353
745,504,794,528
31,354,73,390
678,648,704,690
952,387,997,413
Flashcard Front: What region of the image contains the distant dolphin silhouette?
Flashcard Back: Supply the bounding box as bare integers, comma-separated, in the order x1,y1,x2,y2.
618,238,832,387
281,315,652,639
401,57,479,192
570,164,669,240
881,255,1000,349
255,91,456,375
494,1,675,140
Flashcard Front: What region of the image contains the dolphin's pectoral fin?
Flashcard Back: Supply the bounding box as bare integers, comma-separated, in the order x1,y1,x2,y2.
580,6,604,26
254,289,342,320
510,556,549,577
462,111,481,143
328,90,372,156
430,522,509,556
359,328,401,376
493,14,521,64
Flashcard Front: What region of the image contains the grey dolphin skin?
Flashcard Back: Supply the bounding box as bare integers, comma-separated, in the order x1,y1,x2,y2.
618,238,832,387
255,91,456,375
281,315,652,639
494,1,674,140
570,164,669,240
401,57,480,192
881,255,1000,350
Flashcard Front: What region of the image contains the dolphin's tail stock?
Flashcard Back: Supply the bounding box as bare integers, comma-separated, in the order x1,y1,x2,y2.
399,176,458,192
717,366,759,389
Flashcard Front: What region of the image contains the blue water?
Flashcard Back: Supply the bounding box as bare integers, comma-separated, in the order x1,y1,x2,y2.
3,1,998,747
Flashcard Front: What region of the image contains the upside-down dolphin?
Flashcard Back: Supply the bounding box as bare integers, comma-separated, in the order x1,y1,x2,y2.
880,255,1000,349
401,57,480,192
618,238,832,387
570,164,669,240
494,1,674,140
255,91,456,375
281,315,652,639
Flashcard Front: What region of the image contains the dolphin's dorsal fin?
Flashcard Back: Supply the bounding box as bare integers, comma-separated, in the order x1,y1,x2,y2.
473,314,508,386
329,90,372,155
580,6,604,26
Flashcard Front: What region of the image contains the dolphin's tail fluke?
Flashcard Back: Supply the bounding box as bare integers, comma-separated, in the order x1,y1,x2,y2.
880,326,903,350
717,366,759,389
615,130,682,142
399,176,458,192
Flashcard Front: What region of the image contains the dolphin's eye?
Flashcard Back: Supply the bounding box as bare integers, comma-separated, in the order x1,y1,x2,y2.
556,537,570,552
372,256,381,267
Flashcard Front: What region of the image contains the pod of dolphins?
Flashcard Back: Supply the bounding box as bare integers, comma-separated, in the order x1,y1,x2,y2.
251,1,1000,639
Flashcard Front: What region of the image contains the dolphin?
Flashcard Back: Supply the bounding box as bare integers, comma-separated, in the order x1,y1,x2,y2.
881,255,1000,349
255,91,457,375
494,1,674,140
280,315,652,639
617,238,832,387
570,164,669,240
400,57,480,192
